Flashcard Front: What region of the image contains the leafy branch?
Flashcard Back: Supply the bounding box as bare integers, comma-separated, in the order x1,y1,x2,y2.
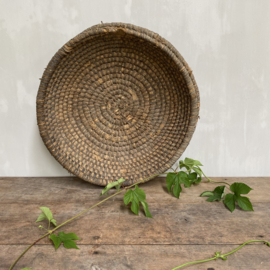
168,158,254,212
10,172,165,270
9,157,259,269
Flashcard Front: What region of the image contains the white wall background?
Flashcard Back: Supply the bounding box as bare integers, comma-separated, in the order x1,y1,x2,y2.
0,0,269,177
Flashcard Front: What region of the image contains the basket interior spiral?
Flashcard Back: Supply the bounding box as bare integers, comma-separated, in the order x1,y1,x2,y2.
37,23,200,186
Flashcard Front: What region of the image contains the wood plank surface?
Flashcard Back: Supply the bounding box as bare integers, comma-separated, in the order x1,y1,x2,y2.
0,177,269,270
1,244,270,270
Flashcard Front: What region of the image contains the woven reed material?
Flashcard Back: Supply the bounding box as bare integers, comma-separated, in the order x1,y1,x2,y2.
37,23,200,186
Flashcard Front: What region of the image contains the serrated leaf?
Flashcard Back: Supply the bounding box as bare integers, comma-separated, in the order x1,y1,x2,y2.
101,178,126,196
141,201,152,218
49,231,80,250
35,212,46,223
224,193,236,212
49,234,62,250
236,196,254,211
123,185,152,217
200,191,214,197
230,182,252,196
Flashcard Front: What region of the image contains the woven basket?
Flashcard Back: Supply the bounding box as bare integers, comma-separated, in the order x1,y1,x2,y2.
37,23,200,186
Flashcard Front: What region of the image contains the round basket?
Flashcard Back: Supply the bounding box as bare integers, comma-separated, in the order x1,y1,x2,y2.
37,23,200,186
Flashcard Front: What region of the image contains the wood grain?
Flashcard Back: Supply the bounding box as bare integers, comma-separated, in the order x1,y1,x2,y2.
0,177,270,269
1,244,270,270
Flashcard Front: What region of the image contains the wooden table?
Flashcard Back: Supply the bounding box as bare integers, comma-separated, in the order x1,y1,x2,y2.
1,177,269,270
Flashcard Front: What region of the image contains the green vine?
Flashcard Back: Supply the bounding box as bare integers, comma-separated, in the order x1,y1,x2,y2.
8,157,266,270
172,240,270,269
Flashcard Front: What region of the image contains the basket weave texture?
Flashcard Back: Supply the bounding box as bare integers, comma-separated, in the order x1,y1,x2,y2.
37,23,200,186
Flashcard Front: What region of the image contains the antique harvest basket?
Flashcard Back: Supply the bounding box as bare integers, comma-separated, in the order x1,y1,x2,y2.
37,23,200,186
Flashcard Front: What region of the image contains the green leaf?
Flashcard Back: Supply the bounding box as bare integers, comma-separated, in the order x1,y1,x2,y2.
101,178,126,196
141,201,153,218
236,196,254,211
63,239,79,249
179,171,191,188
179,160,189,170
227,182,254,211
206,196,219,202
213,185,226,198
51,219,57,226
166,172,190,199
188,172,197,182
49,234,62,250
194,176,202,184
35,212,46,223
188,172,201,184
134,185,146,201
193,167,202,177
173,180,182,199
200,191,214,197
39,207,53,221
123,190,133,205
224,193,236,212
184,157,203,168
36,207,57,228
49,231,80,250
131,197,139,215
123,185,152,217
200,186,225,202
21,268,34,270
230,183,252,196
166,172,178,193
58,232,80,240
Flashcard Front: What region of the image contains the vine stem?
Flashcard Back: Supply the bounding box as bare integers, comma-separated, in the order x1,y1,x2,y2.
201,170,231,187
171,239,270,270
9,172,169,270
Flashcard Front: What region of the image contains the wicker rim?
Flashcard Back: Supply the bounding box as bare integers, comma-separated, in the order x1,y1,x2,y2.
37,22,200,186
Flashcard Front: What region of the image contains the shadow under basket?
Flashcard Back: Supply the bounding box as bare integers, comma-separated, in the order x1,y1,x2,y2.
37,23,200,186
